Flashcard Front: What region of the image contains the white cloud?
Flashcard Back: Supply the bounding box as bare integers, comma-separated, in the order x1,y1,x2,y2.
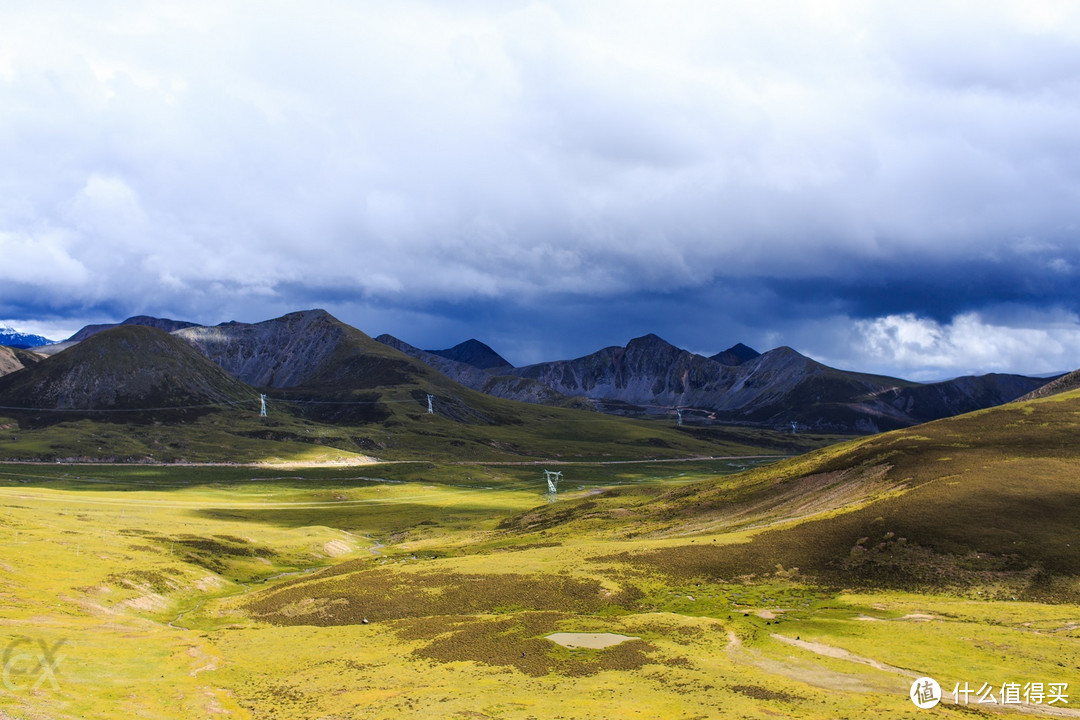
852,312,1080,380
0,229,89,285
1,1,1079,369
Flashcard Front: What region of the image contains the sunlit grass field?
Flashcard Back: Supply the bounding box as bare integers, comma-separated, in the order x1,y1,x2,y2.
1,430,1077,719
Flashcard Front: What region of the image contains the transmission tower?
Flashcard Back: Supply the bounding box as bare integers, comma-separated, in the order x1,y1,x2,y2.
790,421,797,435
260,394,267,417
543,469,562,502
427,394,434,414
676,408,683,426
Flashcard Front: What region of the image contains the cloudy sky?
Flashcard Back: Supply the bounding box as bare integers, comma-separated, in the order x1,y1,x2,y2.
2,1,1079,380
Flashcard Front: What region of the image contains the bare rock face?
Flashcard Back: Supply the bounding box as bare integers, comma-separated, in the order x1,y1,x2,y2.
175,309,352,388
176,310,511,425
0,326,258,411
511,334,738,407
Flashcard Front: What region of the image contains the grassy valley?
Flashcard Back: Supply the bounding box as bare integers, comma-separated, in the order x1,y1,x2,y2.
0,389,1078,718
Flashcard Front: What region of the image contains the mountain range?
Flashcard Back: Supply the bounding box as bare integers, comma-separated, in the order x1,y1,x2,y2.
0,309,1058,434
379,331,1049,433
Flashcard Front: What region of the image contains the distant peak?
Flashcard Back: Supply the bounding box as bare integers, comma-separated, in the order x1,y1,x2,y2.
0,325,55,349
427,338,512,370
281,308,333,321
752,346,814,367
259,309,347,331
626,333,674,348
711,342,761,366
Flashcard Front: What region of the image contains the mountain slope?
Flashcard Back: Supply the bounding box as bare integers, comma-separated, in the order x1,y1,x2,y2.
504,388,1080,600
427,339,512,370
0,326,259,413
1016,368,1080,401
176,310,370,389
175,309,513,412
0,345,45,378
376,334,501,391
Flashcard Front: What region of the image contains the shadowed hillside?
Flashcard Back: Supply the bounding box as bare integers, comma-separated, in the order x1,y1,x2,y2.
0,326,259,416
427,338,513,370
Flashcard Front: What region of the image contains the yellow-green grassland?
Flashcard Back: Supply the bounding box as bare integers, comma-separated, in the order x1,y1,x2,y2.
1,392,1079,718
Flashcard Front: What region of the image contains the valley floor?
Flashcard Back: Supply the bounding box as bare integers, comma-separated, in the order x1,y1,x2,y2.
0,462,1076,719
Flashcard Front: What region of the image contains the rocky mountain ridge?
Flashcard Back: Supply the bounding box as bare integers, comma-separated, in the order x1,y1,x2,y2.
13,309,1056,434
501,334,1049,432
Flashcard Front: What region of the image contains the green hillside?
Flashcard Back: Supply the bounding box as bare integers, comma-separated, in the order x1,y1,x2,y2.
501,388,1080,601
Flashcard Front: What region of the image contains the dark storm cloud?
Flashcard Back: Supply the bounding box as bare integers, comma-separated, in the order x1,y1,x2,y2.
763,253,1080,324
2,1,1080,376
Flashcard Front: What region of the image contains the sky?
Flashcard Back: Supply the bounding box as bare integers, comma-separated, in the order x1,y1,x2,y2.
2,1,1079,381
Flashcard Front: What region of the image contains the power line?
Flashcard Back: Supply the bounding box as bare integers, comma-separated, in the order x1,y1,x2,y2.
0,400,252,413
0,394,438,412
267,397,429,406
